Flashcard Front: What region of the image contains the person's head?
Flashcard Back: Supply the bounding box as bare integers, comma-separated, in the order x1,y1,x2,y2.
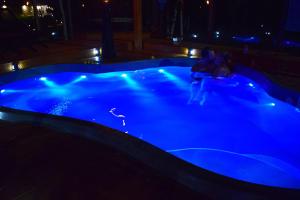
201,47,215,61
214,52,231,67
201,47,210,59
214,53,226,66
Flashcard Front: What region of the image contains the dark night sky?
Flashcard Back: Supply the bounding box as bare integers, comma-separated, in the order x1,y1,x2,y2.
3,0,291,34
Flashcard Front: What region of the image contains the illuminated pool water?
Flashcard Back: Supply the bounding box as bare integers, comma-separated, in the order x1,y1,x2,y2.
1,67,300,189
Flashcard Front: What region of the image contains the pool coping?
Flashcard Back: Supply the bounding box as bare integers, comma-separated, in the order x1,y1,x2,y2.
0,58,300,199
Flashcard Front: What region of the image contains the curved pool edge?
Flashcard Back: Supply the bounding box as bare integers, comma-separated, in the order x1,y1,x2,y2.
1,58,300,199
0,107,300,200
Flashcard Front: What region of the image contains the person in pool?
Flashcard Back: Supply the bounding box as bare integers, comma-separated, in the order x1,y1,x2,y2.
188,47,215,105
191,47,215,79
213,52,232,78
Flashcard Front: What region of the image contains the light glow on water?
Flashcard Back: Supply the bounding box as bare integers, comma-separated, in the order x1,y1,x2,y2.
160,69,189,90
0,66,299,189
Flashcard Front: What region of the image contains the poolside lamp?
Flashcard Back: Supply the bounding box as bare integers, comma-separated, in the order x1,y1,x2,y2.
2,0,7,9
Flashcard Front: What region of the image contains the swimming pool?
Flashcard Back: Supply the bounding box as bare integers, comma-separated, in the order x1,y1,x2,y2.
0,65,300,190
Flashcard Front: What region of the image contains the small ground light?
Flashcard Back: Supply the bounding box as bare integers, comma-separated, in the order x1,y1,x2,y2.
39,77,47,81
94,56,100,62
265,32,271,36
189,49,197,56
51,32,56,36
192,34,198,38
92,48,99,55
172,37,180,44
10,65,16,71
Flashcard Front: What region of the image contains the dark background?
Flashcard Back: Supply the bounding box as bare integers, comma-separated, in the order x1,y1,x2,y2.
1,0,299,49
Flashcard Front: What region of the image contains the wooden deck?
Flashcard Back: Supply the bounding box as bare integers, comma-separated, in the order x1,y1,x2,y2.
0,121,209,200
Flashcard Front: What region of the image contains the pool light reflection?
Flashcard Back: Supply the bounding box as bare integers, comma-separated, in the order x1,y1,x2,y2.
93,56,100,62
120,73,144,90
159,70,189,90
39,77,60,88
67,75,88,85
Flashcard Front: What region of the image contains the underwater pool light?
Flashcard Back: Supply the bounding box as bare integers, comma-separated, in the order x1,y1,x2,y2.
121,74,128,78
248,83,254,88
158,69,165,73
39,77,47,81
268,103,276,107
80,75,87,79
0,89,5,94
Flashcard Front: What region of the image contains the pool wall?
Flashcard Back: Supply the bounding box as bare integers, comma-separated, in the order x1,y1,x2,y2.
0,58,300,199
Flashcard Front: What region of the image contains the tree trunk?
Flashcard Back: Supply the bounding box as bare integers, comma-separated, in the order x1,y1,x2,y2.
67,0,73,39
59,0,69,40
207,0,215,41
102,2,116,59
133,0,143,50
274,0,290,47
32,0,40,31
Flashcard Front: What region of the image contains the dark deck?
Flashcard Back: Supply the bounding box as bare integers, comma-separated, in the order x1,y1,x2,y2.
0,121,209,200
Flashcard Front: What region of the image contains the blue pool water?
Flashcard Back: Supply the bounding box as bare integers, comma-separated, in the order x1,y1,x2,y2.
1,67,300,189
